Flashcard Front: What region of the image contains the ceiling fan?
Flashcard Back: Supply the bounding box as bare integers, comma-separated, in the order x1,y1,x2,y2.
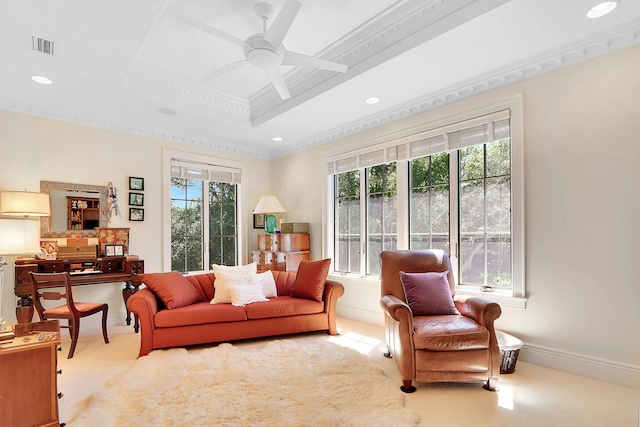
177,0,348,100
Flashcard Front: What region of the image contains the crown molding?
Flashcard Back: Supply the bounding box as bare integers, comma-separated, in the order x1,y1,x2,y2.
249,0,509,126
0,97,271,159
270,17,640,159
2,16,638,161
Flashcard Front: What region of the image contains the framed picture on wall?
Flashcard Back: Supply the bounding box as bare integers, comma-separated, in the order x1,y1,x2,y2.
129,177,144,191
129,208,144,221
253,213,265,229
129,192,144,206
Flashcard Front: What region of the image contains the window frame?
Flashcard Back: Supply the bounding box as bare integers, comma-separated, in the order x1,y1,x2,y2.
323,96,525,308
163,149,246,273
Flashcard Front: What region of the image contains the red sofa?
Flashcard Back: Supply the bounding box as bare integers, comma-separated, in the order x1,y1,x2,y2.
127,269,345,357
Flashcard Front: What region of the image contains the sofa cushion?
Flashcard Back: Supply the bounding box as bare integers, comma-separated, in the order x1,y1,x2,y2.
412,315,489,351
155,301,247,328
211,263,257,304
290,259,331,302
256,271,278,298
185,273,216,301
142,271,205,309
230,280,269,306
245,296,324,320
400,271,459,316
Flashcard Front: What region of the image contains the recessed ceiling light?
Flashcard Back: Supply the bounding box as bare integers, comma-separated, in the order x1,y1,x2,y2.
365,97,380,105
30,75,52,85
158,107,177,115
587,1,619,18
272,137,283,142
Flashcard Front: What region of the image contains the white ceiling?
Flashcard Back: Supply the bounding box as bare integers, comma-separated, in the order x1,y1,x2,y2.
1,0,639,159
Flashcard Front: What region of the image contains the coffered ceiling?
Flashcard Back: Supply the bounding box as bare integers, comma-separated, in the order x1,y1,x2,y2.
1,0,639,159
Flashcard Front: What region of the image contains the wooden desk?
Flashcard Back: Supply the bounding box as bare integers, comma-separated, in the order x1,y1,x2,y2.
14,257,144,331
0,320,62,427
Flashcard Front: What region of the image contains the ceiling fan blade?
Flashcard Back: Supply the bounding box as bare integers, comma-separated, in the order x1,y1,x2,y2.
264,67,291,100
283,51,348,73
176,16,249,48
263,0,301,49
202,60,249,81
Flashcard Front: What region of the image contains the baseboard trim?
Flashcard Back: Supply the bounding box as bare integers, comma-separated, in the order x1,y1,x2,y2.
520,343,640,389
336,305,384,327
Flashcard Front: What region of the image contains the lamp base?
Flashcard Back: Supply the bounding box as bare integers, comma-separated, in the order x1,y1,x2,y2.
264,214,277,234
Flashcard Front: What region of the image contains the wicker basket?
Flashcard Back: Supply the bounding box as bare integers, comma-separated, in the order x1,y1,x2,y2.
496,330,523,374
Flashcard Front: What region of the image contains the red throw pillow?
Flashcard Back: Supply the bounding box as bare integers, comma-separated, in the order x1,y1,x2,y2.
399,271,459,316
142,271,205,309
290,259,331,302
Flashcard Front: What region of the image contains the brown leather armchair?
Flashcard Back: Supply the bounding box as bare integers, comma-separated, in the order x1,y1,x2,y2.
380,250,502,392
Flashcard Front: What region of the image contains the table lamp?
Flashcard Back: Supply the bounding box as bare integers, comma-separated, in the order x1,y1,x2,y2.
253,196,286,234
0,190,51,330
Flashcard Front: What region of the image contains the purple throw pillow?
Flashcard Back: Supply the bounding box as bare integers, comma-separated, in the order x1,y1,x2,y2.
399,271,459,316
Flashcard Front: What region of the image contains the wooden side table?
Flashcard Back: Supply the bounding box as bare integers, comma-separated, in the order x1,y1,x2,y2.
0,320,62,427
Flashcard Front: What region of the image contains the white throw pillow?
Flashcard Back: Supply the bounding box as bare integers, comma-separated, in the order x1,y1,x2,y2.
211,263,258,304
229,279,269,307
256,271,277,298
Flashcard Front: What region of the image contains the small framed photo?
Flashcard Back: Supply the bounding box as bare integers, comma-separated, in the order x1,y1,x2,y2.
129,208,144,221
129,177,144,191
114,244,125,256
253,213,265,229
129,192,144,206
104,244,116,257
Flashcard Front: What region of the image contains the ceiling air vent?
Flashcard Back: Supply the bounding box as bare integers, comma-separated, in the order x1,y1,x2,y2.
31,35,55,56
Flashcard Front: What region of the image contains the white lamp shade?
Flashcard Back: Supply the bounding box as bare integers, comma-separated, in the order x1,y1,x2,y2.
0,218,42,255
253,196,286,214
0,191,51,216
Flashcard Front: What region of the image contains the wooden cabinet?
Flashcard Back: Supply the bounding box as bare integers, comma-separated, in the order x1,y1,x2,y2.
253,233,311,272
0,320,62,427
67,196,100,230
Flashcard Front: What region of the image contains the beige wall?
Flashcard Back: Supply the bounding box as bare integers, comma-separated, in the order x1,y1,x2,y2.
0,112,271,328
273,44,640,387
1,43,638,387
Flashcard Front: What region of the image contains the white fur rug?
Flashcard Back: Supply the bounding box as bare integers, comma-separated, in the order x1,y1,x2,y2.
69,337,419,426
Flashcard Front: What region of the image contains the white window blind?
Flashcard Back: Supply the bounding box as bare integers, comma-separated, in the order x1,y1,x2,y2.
326,110,510,173
171,159,242,184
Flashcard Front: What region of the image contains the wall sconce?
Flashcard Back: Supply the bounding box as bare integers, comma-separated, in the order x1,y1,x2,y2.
253,196,286,234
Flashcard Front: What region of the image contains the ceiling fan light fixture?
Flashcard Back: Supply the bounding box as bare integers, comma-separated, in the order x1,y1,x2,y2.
587,1,619,18
247,48,282,70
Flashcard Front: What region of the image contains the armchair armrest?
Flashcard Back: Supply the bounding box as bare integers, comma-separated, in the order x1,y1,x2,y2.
380,294,413,323
454,295,502,328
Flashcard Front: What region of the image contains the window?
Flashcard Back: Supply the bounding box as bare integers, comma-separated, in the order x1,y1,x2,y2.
366,163,397,276
325,97,524,303
170,179,237,272
409,152,449,251
334,170,360,273
164,151,244,273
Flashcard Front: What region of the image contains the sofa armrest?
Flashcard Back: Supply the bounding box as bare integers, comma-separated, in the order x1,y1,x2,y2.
454,294,502,329
126,287,159,357
323,280,344,335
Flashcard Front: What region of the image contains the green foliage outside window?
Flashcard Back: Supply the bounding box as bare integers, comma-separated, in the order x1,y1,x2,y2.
171,178,237,273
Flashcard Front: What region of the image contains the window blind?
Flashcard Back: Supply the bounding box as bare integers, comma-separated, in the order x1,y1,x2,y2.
171,159,242,184
326,110,510,174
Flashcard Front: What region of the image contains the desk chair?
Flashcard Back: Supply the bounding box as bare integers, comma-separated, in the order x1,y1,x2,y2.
30,271,109,358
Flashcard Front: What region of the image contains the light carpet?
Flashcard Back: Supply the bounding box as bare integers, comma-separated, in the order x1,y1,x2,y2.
69,337,420,426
